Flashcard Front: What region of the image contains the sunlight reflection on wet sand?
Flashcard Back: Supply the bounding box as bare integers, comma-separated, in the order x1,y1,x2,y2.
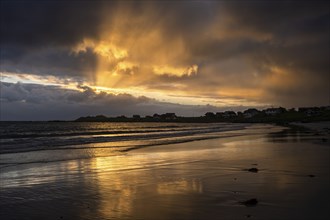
1,126,329,220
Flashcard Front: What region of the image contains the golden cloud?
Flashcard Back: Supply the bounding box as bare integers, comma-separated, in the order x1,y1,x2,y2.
153,64,198,77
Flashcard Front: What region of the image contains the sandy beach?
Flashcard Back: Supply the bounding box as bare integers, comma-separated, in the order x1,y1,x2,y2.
1,124,329,220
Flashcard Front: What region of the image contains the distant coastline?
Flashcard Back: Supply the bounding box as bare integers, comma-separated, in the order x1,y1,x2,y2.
74,106,330,124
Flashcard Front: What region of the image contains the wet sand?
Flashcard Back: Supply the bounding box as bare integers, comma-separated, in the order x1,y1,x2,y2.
1,125,329,220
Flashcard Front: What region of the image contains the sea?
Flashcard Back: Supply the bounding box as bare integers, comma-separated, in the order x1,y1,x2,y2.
0,122,269,167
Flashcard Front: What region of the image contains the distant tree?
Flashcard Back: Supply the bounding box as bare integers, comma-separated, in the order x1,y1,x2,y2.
205,112,215,117
223,111,236,118
153,114,161,119
95,115,107,119
117,115,127,119
215,112,224,118
243,109,260,118
278,107,287,113
161,113,177,120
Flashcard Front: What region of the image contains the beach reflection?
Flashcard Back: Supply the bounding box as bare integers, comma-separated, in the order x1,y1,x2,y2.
266,127,319,143
0,159,89,188
1,126,329,220
92,156,136,219
157,179,203,195
91,153,205,219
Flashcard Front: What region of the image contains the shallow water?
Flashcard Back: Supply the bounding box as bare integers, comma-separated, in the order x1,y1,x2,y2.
0,122,248,154
0,123,329,219
0,122,278,166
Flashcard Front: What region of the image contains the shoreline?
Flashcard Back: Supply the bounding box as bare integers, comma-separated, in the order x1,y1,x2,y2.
0,124,283,166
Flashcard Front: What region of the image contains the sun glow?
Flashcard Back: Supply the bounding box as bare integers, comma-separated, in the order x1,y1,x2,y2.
94,42,128,60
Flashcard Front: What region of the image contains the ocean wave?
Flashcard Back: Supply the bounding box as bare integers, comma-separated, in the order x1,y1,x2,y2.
0,123,281,169
0,122,269,166
0,122,246,154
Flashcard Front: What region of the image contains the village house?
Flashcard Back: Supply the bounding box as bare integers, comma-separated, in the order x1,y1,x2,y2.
264,107,286,115
214,111,236,118
153,114,161,119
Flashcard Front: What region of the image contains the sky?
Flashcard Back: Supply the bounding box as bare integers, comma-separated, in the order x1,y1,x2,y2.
1,0,329,120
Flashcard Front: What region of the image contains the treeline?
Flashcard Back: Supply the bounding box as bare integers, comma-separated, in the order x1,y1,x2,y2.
74,106,330,123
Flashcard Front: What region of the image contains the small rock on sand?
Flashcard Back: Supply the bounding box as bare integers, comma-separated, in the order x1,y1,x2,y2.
247,168,258,173
240,198,258,207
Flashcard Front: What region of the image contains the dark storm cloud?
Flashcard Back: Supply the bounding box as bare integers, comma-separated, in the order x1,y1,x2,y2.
0,0,108,78
180,1,329,107
223,1,329,32
2,0,328,71
2,46,98,80
1,0,329,111
226,1,330,72
0,82,229,121
0,1,216,73
1,0,104,47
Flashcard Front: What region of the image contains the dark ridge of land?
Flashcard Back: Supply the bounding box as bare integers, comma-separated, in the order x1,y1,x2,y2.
74,106,330,124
